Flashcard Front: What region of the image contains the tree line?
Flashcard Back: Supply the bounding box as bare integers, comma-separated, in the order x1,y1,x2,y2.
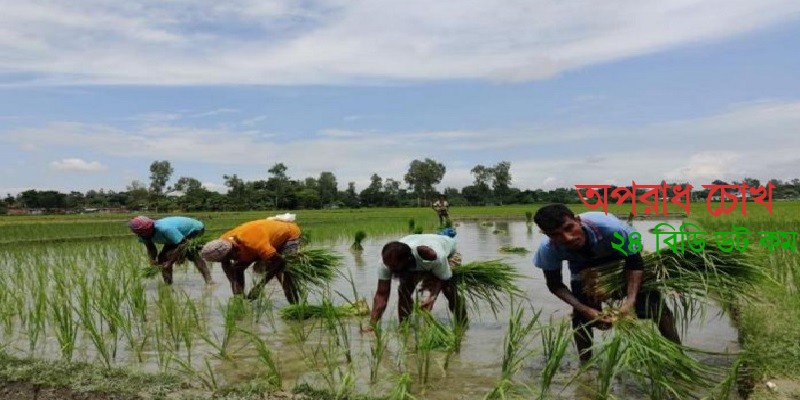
4,159,800,213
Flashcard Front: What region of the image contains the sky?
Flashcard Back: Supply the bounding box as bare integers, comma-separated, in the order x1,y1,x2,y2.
1,0,799,196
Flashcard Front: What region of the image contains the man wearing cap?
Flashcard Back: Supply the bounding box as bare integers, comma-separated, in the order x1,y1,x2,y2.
128,215,213,285
363,233,466,332
201,219,301,303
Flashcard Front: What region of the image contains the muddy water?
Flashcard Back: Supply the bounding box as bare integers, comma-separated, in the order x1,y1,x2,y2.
143,219,739,398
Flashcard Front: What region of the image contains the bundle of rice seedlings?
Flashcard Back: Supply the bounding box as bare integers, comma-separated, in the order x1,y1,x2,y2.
585,240,768,311
140,265,161,279
350,230,367,251
498,246,530,254
408,218,416,233
593,317,728,399
140,235,211,279
419,310,456,350
525,211,533,224
279,298,368,320
451,260,525,315
283,248,343,291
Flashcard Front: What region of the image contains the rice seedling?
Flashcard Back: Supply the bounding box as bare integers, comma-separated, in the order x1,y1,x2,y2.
351,230,367,251
283,248,343,293
368,324,388,383
499,302,539,381
525,211,533,224
280,298,369,320
172,355,219,390
48,281,79,362
585,240,769,326
590,316,729,400
498,246,530,254
539,318,571,397
451,260,525,316
387,372,417,400
408,218,416,233
241,330,283,389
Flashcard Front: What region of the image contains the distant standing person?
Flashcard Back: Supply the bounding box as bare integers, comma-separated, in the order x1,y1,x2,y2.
432,195,450,226
128,216,213,285
200,218,301,303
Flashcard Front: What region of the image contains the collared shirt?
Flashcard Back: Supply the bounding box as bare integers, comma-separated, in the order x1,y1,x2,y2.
221,219,301,264
377,234,457,280
139,216,204,245
533,212,640,281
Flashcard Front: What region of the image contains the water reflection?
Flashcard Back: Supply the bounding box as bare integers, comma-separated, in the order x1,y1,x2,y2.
74,218,737,399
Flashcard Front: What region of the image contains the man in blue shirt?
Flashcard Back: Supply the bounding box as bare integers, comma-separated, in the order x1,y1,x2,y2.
129,216,213,285
532,204,680,364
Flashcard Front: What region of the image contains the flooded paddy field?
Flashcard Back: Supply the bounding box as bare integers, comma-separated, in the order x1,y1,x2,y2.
0,217,742,399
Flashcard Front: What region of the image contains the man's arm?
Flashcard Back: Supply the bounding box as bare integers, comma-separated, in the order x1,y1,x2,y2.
420,278,445,310
543,269,610,323
619,252,644,315
144,240,158,264
365,279,392,331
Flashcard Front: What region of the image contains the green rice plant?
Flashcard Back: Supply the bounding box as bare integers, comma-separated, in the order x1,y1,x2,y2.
387,372,417,400
283,248,343,293
199,298,245,360
172,355,219,390
498,246,530,254
351,230,367,251
539,318,571,397
368,324,388,383
279,298,369,320
48,282,79,362
484,378,534,400
591,317,728,400
451,260,525,316
525,211,533,224
241,330,283,389
408,218,416,233
499,303,539,380
587,240,769,327
25,272,47,356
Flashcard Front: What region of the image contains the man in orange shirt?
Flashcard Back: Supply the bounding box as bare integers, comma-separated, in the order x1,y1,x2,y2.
200,218,301,302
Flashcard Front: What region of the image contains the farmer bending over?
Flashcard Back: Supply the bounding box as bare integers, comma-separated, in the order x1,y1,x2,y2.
532,204,680,364
201,218,300,303
363,234,467,332
128,216,212,285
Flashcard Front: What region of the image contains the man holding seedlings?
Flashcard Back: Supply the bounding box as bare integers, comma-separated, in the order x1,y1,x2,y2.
432,195,450,226
532,204,681,364
128,215,213,285
200,218,301,303
363,233,466,332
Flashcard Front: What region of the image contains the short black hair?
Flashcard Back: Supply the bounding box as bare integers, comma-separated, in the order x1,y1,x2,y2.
533,204,575,232
382,241,412,264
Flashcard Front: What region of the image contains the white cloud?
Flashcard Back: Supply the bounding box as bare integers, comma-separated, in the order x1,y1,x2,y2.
1,1,798,85
5,100,800,191
49,158,108,172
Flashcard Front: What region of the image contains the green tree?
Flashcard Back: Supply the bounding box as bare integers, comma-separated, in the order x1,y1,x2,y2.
470,164,493,205
149,160,174,213
318,171,338,207
360,173,384,206
492,161,512,205
404,158,446,206
268,163,289,209
223,174,247,210
383,178,401,207
173,177,209,211
126,180,149,210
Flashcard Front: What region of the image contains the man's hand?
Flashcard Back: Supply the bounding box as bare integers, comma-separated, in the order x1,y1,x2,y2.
583,307,614,330
420,295,437,311
617,300,635,317
149,259,160,266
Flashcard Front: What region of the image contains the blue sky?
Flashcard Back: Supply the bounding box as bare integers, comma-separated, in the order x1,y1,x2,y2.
1,0,799,195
